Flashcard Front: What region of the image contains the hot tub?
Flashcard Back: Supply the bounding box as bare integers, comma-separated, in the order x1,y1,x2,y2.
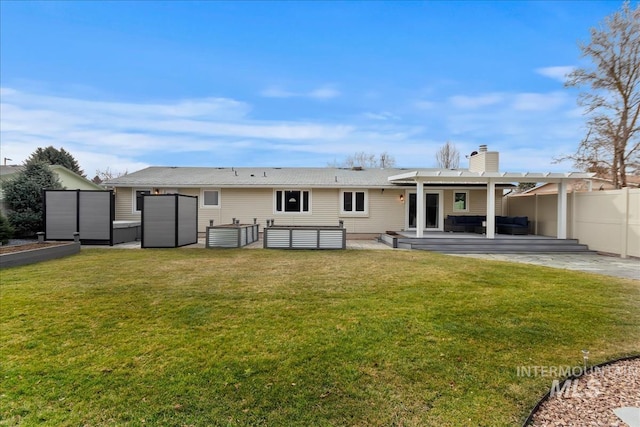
206,224,260,248
263,225,346,249
113,221,141,244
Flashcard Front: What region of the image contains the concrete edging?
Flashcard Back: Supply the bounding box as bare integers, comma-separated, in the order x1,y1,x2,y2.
0,242,81,268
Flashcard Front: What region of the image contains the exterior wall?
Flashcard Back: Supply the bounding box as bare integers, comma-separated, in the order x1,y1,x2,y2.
114,186,407,234
114,188,138,221
468,152,499,173
54,168,103,190
441,189,502,217
340,188,405,233
114,186,504,234
505,188,639,258
505,193,563,237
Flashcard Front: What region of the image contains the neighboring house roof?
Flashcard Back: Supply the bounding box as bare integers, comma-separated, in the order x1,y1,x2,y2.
0,164,103,194
48,165,104,190
510,176,639,197
0,165,24,177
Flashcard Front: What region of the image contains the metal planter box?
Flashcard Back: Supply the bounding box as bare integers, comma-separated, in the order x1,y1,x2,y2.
206,224,260,248
264,225,346,249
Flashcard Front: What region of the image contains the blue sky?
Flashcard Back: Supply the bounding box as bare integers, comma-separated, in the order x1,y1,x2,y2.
0,1,623,177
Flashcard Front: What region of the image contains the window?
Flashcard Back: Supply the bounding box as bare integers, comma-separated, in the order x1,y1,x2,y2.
201,189,220,208
341,190,368,215
134,189,151,213
453,191,468,211
275,190,310,213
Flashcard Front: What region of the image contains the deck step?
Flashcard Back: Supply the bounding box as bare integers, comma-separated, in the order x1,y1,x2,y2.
410,245,592,254
389,235,592,254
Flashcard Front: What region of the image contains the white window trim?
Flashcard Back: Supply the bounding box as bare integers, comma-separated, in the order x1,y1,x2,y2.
273,189,312,214
132,188,152,214
200,188,221,209
453,190,469,212
339,189,369,216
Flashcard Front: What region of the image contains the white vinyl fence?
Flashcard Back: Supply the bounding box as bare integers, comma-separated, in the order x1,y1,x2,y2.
505,188,639,258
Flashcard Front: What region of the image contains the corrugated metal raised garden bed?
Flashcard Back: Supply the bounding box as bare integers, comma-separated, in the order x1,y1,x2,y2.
263,222,346,249
206,223,260,248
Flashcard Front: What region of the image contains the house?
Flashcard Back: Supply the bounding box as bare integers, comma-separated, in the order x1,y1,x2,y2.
0,164,103,215
104,146,593,239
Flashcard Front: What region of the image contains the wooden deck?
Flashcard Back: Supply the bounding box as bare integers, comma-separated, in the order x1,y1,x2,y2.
382,231,592,254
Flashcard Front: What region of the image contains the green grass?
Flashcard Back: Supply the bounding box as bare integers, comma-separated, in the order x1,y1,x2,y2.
1,249,638,426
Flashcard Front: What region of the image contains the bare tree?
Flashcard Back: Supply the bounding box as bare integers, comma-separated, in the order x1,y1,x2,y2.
329,152,396,168
559,2,640,188
93,167,128,184
435,141,460,169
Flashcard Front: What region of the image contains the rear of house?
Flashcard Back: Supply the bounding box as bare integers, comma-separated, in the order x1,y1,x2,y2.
104,146,592,238
104,168,508,237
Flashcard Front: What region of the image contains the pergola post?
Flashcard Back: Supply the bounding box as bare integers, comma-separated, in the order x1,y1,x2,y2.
557,180,567,239
416,180,424,238
486,179,496,239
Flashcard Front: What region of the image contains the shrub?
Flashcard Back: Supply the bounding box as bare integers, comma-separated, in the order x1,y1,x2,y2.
2,161,62,237
0,212,14,245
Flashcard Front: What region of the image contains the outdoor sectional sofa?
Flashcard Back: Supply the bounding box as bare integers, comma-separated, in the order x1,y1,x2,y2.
444,215,529,235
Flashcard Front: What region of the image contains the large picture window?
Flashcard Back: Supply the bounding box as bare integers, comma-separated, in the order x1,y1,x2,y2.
275,190,310,213
341,190,368,214
453,191,469,212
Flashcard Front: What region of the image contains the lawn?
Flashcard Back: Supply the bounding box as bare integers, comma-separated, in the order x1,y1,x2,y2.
1,249,638,426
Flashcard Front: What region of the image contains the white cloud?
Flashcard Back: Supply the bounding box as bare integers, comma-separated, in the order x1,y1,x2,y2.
259,87,296,98
308,86,341,99
511,91,569,111
0,86,588,173
260,84,340,99
361,111,400,121
414,100,435,110
536,66,575,82
449,93,504,109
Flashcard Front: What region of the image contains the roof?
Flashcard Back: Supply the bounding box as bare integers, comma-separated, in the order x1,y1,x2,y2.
0,164,102,190
510,177,638,196
104,166,441,188
0,165,24,177
104,166,593,188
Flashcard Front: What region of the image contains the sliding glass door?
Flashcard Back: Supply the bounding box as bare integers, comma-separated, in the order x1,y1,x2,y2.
407,191,443,231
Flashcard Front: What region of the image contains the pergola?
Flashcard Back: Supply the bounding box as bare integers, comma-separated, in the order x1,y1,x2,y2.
388,170,595,239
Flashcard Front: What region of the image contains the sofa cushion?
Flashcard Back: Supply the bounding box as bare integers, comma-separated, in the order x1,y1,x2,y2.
514,216,528,227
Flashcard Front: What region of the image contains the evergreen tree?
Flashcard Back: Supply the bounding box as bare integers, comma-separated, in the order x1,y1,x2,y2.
27,146,85,177
0,213,13,245
2,161,63,237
